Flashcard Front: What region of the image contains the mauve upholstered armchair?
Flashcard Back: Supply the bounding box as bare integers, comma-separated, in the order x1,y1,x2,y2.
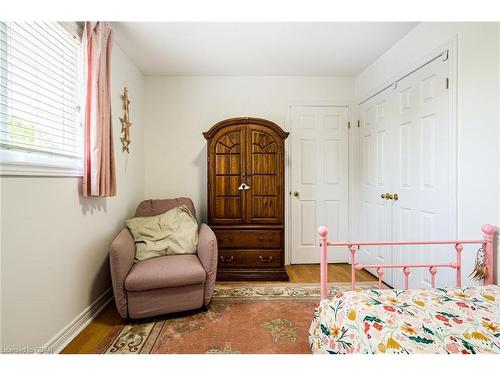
110,197,218,319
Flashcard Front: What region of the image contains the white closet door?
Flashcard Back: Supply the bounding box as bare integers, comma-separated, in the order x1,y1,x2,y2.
391,56,452,289
358,88,395,285
358,54,452,289
290,106,349,264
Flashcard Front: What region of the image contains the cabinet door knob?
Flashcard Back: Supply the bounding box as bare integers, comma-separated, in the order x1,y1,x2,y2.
293,191,300,198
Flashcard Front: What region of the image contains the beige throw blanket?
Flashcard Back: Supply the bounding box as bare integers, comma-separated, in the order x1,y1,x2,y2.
126,205,199,262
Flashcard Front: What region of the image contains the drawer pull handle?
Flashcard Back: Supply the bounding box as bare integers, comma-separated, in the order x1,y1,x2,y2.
219,236,234,242
220,256,234,263
259,236,274,242
259,256,273,263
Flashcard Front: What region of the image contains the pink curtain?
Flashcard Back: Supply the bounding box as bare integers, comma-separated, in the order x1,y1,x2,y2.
82,22,116,197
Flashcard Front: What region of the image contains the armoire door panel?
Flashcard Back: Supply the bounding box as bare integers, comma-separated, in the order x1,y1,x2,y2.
251,175,277,195
215,175,241,196
251,154,277,174
215,154,241,175
209,126,246,224
214,197,242,219
246,125,283,224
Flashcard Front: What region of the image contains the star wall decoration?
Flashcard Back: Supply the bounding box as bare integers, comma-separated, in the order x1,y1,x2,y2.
119,86,132,153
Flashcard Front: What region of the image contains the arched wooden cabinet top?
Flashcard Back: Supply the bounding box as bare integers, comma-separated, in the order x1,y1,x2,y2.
203,117,289,281
202,117,289,140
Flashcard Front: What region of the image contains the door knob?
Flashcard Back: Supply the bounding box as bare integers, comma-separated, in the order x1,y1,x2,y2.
293,191,300,198
381,193,394,200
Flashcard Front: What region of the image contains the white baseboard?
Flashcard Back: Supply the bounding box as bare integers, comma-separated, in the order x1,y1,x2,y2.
43,287,113,354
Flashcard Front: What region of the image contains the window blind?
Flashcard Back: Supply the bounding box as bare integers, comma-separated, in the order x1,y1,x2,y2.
0,21,83,160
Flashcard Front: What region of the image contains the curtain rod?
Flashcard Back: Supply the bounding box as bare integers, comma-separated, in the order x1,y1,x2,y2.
358,49,448,106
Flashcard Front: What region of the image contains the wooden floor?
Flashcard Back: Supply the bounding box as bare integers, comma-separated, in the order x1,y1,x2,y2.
61,264,378,354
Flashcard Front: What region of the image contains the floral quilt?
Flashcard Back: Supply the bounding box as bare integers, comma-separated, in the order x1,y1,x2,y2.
309,285,500,354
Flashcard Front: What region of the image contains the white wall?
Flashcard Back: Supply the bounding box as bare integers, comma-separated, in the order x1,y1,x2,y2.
0,43,145,350
354,22,500,285
143,76,354,222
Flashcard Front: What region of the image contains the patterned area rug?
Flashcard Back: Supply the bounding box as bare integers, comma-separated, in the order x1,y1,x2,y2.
98,282,379,354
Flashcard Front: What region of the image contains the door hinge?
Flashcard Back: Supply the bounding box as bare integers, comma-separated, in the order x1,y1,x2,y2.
445,77,449,89
348,121,351,129
357,120,360,128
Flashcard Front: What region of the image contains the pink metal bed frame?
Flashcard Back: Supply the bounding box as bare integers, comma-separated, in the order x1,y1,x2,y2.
317,224,496,300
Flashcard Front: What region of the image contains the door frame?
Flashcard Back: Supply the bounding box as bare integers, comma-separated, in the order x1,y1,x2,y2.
284,101,354,265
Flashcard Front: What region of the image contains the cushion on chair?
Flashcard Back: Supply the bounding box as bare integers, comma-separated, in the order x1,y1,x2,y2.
126,205,199,262
135,197,196,218
125,254,206,291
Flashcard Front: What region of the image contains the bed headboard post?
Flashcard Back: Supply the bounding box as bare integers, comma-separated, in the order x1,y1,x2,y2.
481,224,496,285
454,243,463,287
350,245,357,291
318,226,329,300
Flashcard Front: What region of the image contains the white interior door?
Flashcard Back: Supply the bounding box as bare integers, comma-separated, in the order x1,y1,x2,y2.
357,53,453,289
290,106,349,264
358,88,395,285
391,55,453,289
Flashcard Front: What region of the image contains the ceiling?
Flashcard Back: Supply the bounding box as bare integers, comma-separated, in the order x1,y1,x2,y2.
112,22,418,76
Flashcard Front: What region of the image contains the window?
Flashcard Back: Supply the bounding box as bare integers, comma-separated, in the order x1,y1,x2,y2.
0,21,83,176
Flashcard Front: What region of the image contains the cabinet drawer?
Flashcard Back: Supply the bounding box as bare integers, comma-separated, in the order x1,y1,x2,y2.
215,230,282,249
218,249,282,268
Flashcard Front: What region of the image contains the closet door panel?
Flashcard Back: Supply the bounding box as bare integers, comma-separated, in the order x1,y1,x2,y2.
392,56,452,289
358,91,395,285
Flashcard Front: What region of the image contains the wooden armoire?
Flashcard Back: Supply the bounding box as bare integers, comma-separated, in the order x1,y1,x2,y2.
203,117,289,281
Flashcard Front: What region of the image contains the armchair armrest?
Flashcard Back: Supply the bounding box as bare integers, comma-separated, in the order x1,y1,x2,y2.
197,223,218,306
110,228,136,318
